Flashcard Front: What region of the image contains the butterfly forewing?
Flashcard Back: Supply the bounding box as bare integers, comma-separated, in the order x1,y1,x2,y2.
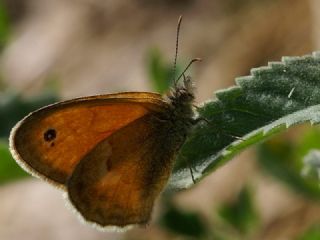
9,93,168,187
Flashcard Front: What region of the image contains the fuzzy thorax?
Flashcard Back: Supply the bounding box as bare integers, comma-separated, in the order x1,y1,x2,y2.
163,76,195,136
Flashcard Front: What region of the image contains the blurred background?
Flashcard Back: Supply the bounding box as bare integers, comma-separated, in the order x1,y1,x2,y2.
1,0,320,239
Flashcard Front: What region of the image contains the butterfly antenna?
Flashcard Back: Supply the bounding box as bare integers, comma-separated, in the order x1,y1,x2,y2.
176,58,202,83
172,15,183,88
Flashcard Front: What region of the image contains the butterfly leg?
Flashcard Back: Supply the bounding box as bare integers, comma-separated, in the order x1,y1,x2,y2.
189,164,196,184
191,117,244,141
179,154,196,184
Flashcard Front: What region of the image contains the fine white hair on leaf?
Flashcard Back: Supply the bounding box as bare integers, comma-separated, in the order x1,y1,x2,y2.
288,87,295,98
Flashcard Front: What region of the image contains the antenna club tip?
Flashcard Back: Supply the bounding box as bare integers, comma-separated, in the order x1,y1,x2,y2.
178,15,183,23
192,58,202,63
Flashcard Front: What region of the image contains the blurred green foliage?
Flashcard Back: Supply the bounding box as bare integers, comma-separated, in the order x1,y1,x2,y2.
0,1,10,50
0,91,59,137
297,224,320,240
159,186,259,239
302,150,320,182
0,91,59,184
257,128,320,199
147,48,180,94
218,187,259,234
159,201,208,238
0,140,28,183
0,1,10,89
296,129,320,163
0,0,59,184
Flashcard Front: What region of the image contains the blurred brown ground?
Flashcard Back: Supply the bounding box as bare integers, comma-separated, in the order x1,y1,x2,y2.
1,0,320,239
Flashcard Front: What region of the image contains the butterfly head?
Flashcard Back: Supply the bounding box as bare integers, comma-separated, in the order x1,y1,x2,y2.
169,56,200,106
182,75,194,96
164,75,195,125
167,75,193,102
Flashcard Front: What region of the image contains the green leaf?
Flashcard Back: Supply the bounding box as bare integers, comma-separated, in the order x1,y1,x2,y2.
170,52,320,189
218,187,259,234
0,140,28,183
159,201,208,238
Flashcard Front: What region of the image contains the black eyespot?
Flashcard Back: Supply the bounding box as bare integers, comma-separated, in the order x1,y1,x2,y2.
44,129,56,142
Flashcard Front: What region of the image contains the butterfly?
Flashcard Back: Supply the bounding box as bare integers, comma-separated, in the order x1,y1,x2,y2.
9,16,200,229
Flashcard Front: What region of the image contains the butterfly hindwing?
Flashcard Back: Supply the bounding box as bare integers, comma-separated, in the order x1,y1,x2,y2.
67,113,179,227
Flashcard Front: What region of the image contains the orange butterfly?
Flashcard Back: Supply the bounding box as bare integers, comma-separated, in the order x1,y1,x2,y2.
9,17,199,228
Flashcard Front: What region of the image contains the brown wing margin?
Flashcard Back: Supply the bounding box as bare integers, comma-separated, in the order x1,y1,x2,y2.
9,92,168,188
